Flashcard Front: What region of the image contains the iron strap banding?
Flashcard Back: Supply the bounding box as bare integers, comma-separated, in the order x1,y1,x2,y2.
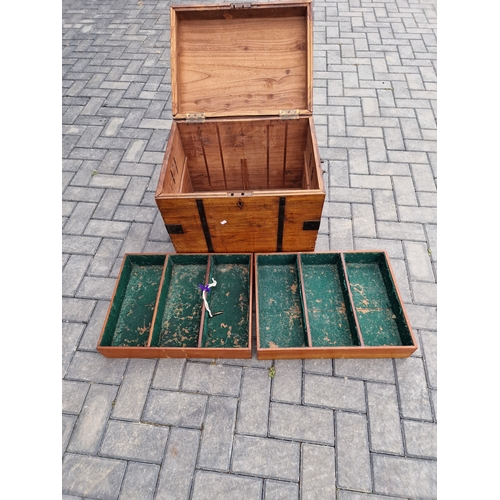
196,199,214,252
277,197,286,252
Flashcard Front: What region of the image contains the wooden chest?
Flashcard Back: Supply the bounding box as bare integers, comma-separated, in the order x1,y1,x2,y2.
155,1,325,253
255,251,417,359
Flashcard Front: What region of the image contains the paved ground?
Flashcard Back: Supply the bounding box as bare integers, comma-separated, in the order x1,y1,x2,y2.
62,0,437,498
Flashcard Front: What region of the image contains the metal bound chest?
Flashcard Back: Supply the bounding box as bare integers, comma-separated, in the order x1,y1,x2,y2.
155,1,325,253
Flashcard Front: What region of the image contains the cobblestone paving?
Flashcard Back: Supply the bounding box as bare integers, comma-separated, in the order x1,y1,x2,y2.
62,0,437,498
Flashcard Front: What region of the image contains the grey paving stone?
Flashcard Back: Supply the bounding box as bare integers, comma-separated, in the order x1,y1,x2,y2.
192,470,262,500
351,173,392,189
411,163,436,192
373,189,398,221
62,414,77,456
236,366,271,436
265,479,299,500
384,126,405,150
112,358,156,421
393,176,418,206
67,383,117,454
369,161,411,176
377,221,426,241
352,203,376,237
152,358,186,390
93,189,124,219
62,453,126,500
399,206,436,224
63,186,104,203
372,454,437,499
301,443,336,500
354,238,404,260
366,138,387,162
367,382,404,455
304,373,366,411
143,389,207,428
76,276,117,300
114,205,157,222
348,148,369,174
232,435,300,482
62,380,90,414
62,298,96,323
63,202,97,235
403,420,437,459
329,218,354,250
62,234,101,255
330,187,372,203
84,220,130,239
156,427,201,500
88,238,123,276
65,351,127,385
78,299,110,351
395,357,433,421
304,358,332,375
269,402,334,445
90,174,131,190
404,241,435,282
412,281,437,306
405,304,437,330
117,221,152,255
182,362,242,397
121,176,149,205
62,253,92,293
329,159,349,187
271,359,302,404
336,412,372,492
198,395,238,471
119,462,159,500
100,420,169,463
62,322,85,377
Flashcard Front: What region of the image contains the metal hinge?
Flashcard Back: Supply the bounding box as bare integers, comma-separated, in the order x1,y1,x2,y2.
186,113,206,123
279,109,300,120
231,3,251,8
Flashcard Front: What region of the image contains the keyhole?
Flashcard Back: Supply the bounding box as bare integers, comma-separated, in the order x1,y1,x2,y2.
237,200,243,209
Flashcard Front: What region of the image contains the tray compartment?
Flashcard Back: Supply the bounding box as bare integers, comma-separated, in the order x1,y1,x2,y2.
343,252,414,347
299,253,360,347
256,253,308,350
201,254,252,348
150,254,209,348
99,254,165,348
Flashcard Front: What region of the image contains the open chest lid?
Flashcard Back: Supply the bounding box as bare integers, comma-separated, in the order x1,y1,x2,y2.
170,1,313,121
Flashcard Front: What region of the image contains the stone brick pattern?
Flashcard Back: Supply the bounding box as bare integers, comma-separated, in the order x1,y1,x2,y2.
62,0,437,498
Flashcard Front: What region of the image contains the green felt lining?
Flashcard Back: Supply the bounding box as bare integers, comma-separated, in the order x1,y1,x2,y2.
344,252,413,347
100,254,165,347
300,253,360,347
201,254,251,348
256,254,308,348
151,254,209,348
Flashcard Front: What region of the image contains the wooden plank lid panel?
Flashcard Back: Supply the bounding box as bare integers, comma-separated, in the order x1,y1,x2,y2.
171,2,313,119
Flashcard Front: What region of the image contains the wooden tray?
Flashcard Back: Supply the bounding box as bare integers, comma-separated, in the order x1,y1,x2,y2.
97,253,253,358
255,251,417,359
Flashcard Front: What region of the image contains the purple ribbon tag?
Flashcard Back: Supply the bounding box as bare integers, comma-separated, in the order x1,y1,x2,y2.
198,284,210,293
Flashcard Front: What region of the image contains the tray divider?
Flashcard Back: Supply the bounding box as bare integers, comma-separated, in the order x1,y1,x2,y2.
146,254,169,347
197,255,212,348
297,254,313,349
340,252,365,347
